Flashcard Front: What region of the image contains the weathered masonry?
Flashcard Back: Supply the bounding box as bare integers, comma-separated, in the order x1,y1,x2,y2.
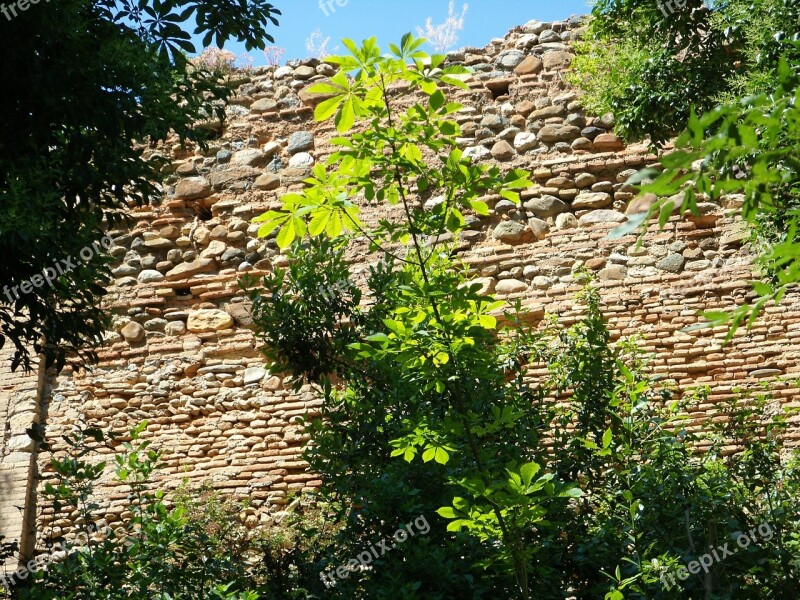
2,15,799,565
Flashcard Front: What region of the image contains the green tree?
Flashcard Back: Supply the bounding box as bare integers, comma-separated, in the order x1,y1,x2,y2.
0,0,280,371
247,35,580,599
570,0,800,144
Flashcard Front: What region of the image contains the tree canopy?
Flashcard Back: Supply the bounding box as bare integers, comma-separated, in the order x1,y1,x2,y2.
0,0,280,371
570,0,800,144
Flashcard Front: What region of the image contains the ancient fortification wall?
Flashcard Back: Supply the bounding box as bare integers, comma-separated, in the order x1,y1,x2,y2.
2,15,799,561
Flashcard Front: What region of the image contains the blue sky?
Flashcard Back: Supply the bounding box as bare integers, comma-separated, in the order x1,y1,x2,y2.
210,0,591,66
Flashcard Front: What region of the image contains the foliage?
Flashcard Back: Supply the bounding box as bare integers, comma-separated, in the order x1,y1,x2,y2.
416,1,469,53
529,311,800,598
306,29,332,59
570,0,800,145
247,34,578,599
0,0,280,371
245,33,800,599
192,47,255,74
615,52,800,338
3,423,258,600
2,423,338,600
264,46,287,68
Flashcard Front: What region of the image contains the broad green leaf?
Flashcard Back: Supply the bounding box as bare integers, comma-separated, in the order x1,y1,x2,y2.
315,96,343,122
520,462,540,486
275,222,295,248
436,506,457,518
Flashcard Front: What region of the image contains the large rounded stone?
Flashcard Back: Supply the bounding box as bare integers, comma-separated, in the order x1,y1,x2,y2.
524,195,568,218
165,258,215,281
165,321,187,336
288,152,315,168
250,98,278,114
231,149,267,167
137,269,165,283
254,173,281,191
187,309,234,332
174,177,211,200
200,240,227,258
495,279,528,295
513,132,538,152
288,131,315,154
598,265,627,280
528,217,550,240
207,166,260,189
496,50,526,69
121,321,146,343
593,133,624,151
243,367,268,385
514,56,543,76
538,124,580,143
294,65,316,80
539,30,562,44
626,193,659,215
542,50,574,69
464,146,491,162
523,20,550,34
555,212,578,229
491,140,515,161
657,253,686,273
492,220,529,244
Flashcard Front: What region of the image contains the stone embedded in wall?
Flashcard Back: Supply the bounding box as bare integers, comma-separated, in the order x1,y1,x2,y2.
166,258,215,280
527,217,549,240
593,133,624,151
288,131,315,154
514,55,543,75
288,152,314,168
491,140,515,161
495,279,528,295
493,220,530,244
572,191,613,210
208,166,261,190
254,173,281,190
120,321,145,343
251,99,279,114
523,195,566,217
186,309,234,332
231,149,268,167
538,124,580,143
578,209,627,225
174,176,211,200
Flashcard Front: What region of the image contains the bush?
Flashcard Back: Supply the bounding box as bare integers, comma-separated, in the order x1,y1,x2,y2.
570,0,800,144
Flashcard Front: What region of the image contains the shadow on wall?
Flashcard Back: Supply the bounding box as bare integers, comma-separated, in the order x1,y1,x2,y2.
0,467,22,576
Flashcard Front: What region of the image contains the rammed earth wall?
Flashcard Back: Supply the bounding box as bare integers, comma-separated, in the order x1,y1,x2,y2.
1,15,799,565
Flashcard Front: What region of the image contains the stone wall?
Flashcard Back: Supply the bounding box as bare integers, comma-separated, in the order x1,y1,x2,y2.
3,15,799,557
